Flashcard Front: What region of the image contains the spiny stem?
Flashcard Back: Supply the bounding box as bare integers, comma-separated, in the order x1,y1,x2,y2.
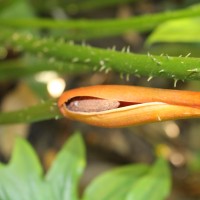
0,100,62,125
0,30,200,81
1,3,200,39
0,57,89,80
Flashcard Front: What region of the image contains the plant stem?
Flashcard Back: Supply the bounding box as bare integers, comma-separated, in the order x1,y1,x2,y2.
0,100,62,125
1,4,200,39
0,57,89,80
0,30,200,81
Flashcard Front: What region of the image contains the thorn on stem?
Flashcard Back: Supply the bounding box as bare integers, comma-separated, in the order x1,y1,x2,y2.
147,76,153,82
174,79,178,87
185,53,191,57
126,74,130,81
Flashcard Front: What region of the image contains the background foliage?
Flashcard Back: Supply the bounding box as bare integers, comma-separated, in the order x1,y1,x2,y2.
0,0,200,199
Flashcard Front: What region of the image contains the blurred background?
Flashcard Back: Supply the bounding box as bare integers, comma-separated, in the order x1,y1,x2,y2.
0,0,200,199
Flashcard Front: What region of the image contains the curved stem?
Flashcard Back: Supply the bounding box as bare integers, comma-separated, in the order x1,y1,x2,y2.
0,4,200,39
0,30,200,81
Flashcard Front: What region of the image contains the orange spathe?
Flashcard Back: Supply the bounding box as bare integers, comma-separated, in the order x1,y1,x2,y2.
58,85,200,128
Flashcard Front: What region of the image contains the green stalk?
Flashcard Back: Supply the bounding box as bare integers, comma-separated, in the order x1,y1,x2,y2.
1,4,200,39
0,100,62,125
0,30,200,81
0,58,89,80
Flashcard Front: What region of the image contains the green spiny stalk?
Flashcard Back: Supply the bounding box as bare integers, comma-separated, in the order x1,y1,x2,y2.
1,4,200,40
0,30,200,81
0,57,89,80
0,99,62,125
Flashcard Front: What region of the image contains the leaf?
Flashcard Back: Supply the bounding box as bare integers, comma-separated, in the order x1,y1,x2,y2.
9,137,43,176
146,17,200,46
126,158,171,200
0,0,34,19
0,132,86,200
83,164,149,200
46,132,86,200
0,137,48,200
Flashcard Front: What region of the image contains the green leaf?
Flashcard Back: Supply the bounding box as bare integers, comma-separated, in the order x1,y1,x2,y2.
9,137,43,176
0,132,86,200
126,158,171,200
46,132,86,200
147,17,200,46
0,137,47,200
0,0,35,19
83,164,149,200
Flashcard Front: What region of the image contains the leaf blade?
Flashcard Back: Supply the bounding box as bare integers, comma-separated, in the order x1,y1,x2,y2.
126,158,171,200
46,132,86,200
0,137,47,200
147,17,200,45
83,164,149,200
